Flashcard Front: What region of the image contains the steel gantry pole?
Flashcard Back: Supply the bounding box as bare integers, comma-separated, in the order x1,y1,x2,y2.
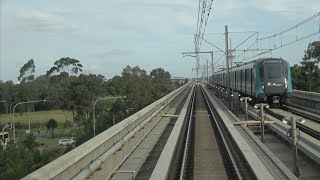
225,25,230,108
182,51,218,83
211,51,214,83
206,58,209,82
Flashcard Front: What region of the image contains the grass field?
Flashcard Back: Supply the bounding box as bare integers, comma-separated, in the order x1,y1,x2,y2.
0,110,73,125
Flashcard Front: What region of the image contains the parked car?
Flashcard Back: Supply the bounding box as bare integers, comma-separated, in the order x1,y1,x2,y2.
58,138,76,146
69,137,76,144
59,139,70,146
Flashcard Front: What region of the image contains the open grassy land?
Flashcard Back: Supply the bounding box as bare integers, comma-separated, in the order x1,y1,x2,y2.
0,110,73,125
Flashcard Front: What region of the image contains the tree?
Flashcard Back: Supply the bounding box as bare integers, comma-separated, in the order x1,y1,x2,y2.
46,57,83,76
121,66,154,110
0,144,34,179
303,41,320,62
150,68,173,99
150,68,171,84
18,59,35,83
291,41,320,92
18,59,36,132
46,119,58,137
0,81,13,113
22,134,38,150
69,74,107,121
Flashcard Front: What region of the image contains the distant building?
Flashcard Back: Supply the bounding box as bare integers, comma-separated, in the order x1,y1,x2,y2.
171,77,188,84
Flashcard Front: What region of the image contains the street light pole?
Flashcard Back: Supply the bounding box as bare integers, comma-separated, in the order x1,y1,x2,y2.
12,100,46,143
92,96,126,137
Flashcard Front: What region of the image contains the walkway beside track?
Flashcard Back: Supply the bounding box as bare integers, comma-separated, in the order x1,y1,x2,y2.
193,87,227,179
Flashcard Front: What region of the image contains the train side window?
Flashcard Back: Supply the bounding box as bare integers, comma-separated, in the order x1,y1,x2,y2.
259,63,264,81
240,70,242,91
251,69,253,94
234,71,237,89
245,69,247,92
223,73,224,86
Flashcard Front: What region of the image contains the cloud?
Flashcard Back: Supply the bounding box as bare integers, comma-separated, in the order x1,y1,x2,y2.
48,8,78,15
250,0,319,19
15,11,77,32
93,49,135,58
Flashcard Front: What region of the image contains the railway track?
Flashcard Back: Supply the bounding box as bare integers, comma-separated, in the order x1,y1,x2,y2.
179,85,245,180
282,104,320,124
265,109,320,140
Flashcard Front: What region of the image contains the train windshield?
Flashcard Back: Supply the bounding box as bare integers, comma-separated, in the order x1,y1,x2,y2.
265,62,282,79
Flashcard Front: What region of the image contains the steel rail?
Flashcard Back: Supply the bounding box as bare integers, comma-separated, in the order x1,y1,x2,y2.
179,88,196,180
204,82,297,179
200,86,243,179
266,109,320,140
282,105,320,124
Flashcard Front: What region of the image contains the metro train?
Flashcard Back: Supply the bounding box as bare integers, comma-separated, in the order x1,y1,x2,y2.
211,58,293,105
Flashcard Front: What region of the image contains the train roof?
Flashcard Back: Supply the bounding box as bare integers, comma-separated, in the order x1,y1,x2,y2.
214,57,286,74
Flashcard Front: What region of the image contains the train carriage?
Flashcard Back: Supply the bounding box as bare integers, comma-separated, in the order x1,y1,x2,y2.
211,58,293,105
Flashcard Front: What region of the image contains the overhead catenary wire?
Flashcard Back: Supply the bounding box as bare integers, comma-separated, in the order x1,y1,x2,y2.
240,31,320,62
259,12,320,41
199,0,214,48
196,36,225,53
233,32,258,50
233,11,320,61
195,0,214,50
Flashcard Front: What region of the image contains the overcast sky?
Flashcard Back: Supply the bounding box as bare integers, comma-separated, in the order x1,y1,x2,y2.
1,0,319,82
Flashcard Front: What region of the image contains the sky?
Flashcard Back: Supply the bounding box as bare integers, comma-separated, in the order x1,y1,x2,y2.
0,0,319,82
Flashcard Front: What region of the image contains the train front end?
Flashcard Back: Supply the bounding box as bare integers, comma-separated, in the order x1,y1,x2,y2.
256,58,292,105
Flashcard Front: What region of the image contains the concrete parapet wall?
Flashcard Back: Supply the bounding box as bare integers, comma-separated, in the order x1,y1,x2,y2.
291,90,320,111
22,84,189,180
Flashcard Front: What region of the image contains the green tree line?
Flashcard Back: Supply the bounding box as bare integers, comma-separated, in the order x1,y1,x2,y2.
0,57,183,179
291,41,320,92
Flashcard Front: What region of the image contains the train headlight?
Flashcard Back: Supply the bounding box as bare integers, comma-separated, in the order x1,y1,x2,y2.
262,85,264,90
284,77,288,89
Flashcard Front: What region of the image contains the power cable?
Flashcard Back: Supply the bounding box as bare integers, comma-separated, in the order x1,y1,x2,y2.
234,12,320,61
259,12,320,41
240,31,319,62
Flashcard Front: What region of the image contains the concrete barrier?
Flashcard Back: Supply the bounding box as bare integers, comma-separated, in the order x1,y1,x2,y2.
22,83,190,180
291,90,320,111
